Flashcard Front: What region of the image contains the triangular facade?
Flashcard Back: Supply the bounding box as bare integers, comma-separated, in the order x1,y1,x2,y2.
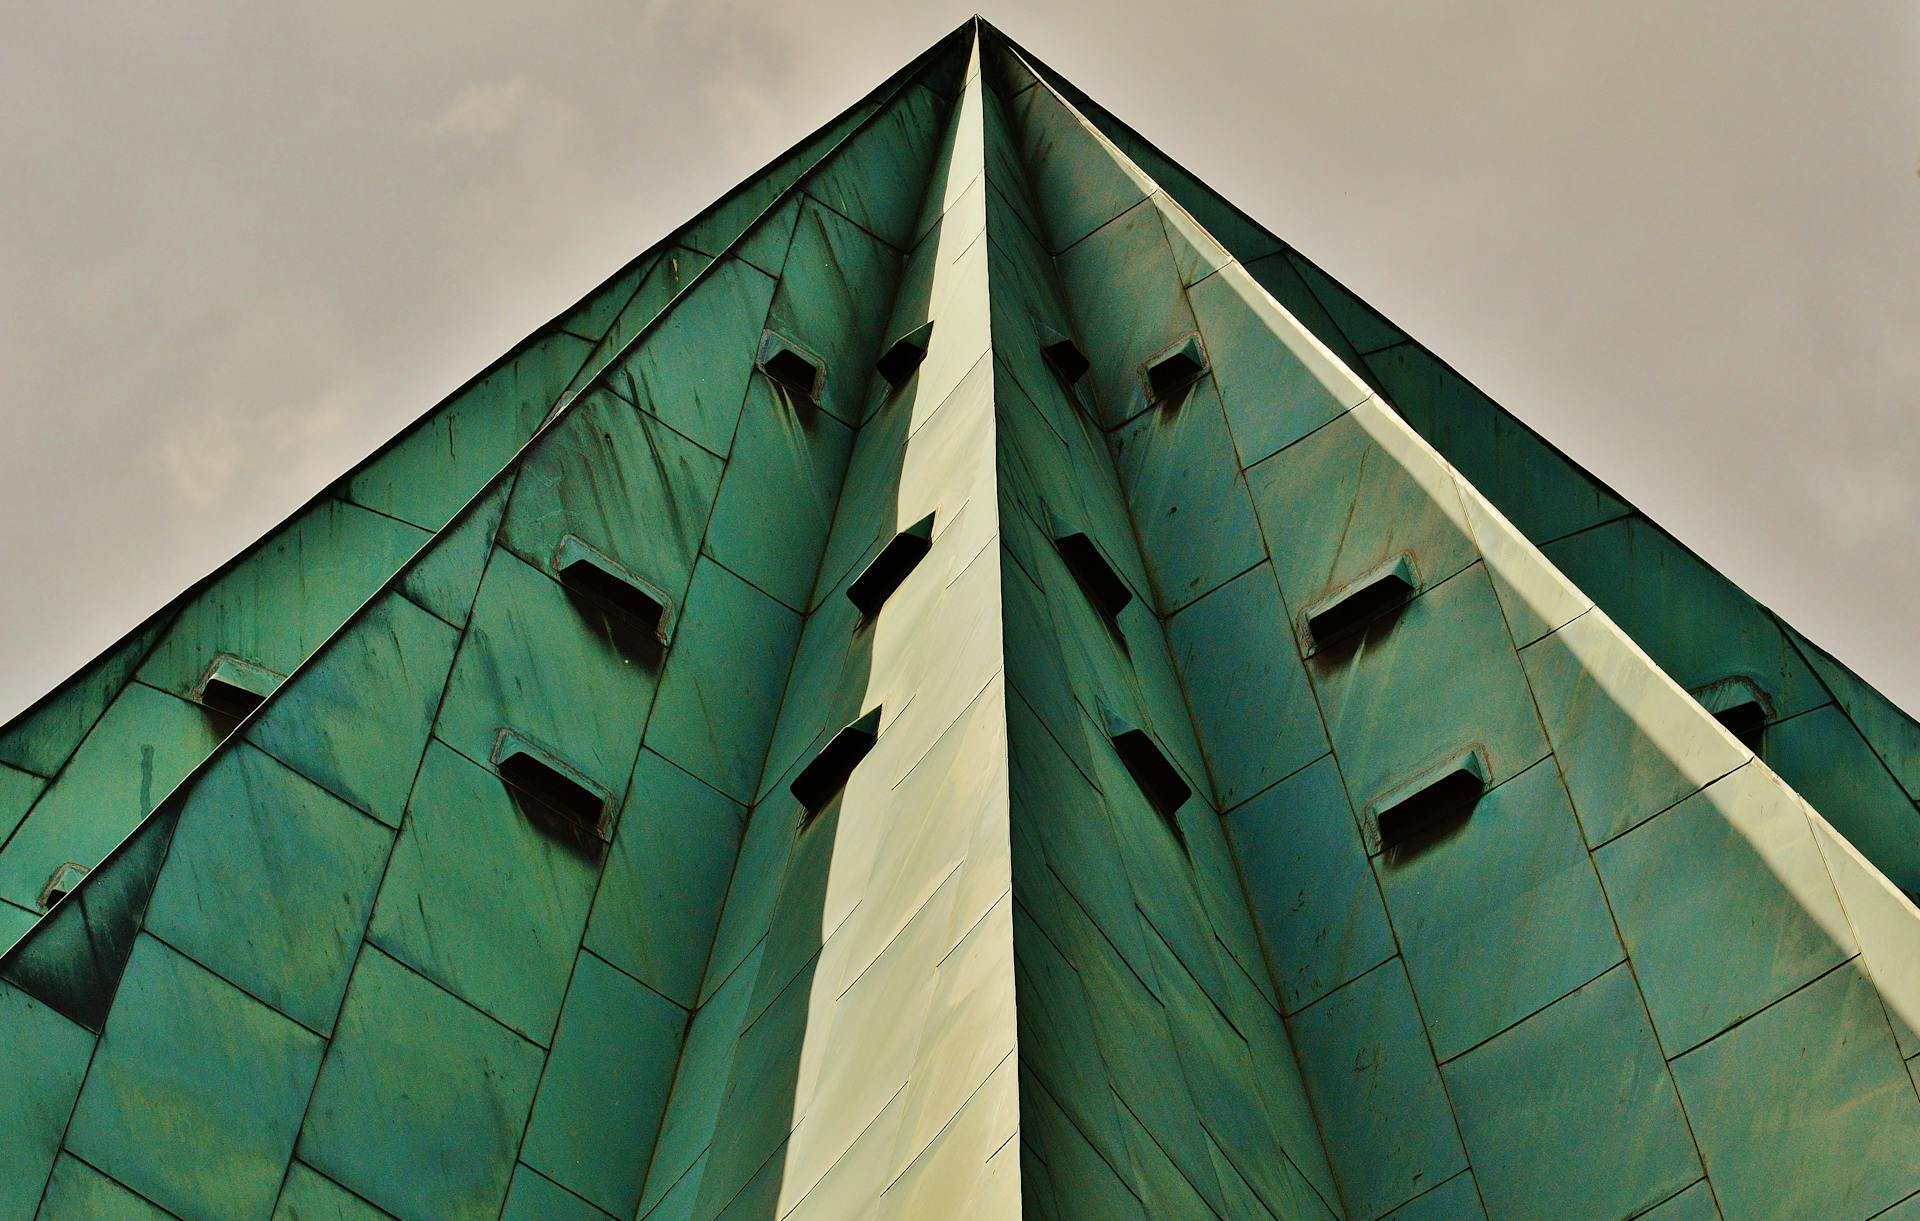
4,20,1920,1220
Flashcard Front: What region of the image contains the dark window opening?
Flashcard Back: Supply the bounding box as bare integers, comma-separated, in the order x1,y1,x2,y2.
1042,337,1090,384
793,708,882,816
1377,764,1484,857
191,653,280,719
1110,726,1191,843
763,347,823,401
37,861,88,912
847,515,935,617
1308,565,1416,649
876,321,934,388
1054,530,1132,623
1143,335,1206,404
554,535,673,643
492,731,611,843
1714,701,1767,752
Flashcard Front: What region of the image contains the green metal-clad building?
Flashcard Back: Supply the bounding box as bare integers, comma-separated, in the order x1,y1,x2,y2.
2,19,1918,1220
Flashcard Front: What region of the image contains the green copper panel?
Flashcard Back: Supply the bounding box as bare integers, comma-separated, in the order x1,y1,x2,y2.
1288,252,1407,357
1597,761,1857,1054
1765,704,1920,893
1789,626,1920,803
1054,197,1195,430
141,744,390,1033
584,749,744,1009
805,84,948,251
37,1154,172,1221
246,591,459,829
1167,563,1326,807
521,951,687,1216
1378,1172,1484,1221
1241,252,1366,374
766,199,904,426
1672,961,1920,1221
0,682,221,913
0,764,47,859
0,615,168,780
65,935,324,1220
1008,79,1152,254
1289,959,1466,1219
397,480,510,629
367,741,600,1044
501,1165,615,1221
0,984,93,1218
1443,964,1699,1219
300,946,542,1220
1378,759,1622,1059
274,1162,392,1221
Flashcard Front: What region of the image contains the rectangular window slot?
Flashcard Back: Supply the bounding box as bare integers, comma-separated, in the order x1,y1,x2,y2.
792,708,882,816
1372,751,1487,856
757,329,826,403
1690,676,1772,753
37,861,88,912
491,729,612,842
1041,329,1090,384
875,321,934,388
1052,517,1132,622
1142,333,1207,404
847,514,935,617
1101,704,1191,844
554,534,675,644
191,652,282,719
1306,555,1417,649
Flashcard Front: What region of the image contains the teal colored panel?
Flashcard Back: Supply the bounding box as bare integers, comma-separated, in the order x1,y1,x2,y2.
497,387,724,617
644,558,802,802
1519,607,1749,847
1671,961,1920,1221
1289,959,1466,1219
37,1154,171,1220
603,257,776,456
1240,252,1365,376
1442,964,1699,1219
1311,564,1549,830
584,750,743,1008
1790,626,1920,803
0,682,221,913
1378,759,1622,1059
398,481,510,628
1153,195,1231,287
1246,399,1477,638
556,255,651,343
346,332,594,529
368,741,600,1044
1287,253,1407,355
502,1165,615,1221
247,592,460,828
766,200,903,425
0,615,167,779
522,952,687,1216
0,984,94,1218
66,935,324,1220
807,84,946,250
1054,197,1195,430
1542,516,1826,720
1766,704,1920,894
300,946,543,1220
1363,343,1627,544
1379,1172,1484,1221
1110,380,1267,612
572,249,716,398
1637,1180,1721,1221
0,763,47,853
143,744,391,1033
1018,1072,1146,1221
0,898,32,949
435,548,658,802
695,958,815,1211
1168,563,1326,807
703,376,854,610
1596,763,1854,1054
275,1162,392,1221
1193,262,1360,467
728,195,801,282
137,498,430,700
1009,80,1153,253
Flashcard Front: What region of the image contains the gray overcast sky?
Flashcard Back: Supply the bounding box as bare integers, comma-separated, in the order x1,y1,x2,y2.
1,1,1916,721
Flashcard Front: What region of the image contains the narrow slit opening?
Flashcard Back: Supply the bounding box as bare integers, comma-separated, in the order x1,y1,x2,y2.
1111,727,1191,842
876,321,934,388
191,653,281,719
1308,564,1416,648
1376,765,1484,857
554,535,673,643
1055,529,1132,623
492,731,611,843
37,861,88,912
1713,701,1767,752
1042,337,1090,384
763,347,822,401
1143,334,1207,404
847,515,935,617
793,709,882,817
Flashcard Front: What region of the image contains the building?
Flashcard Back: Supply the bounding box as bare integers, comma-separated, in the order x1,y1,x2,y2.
2,18,1918,1220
